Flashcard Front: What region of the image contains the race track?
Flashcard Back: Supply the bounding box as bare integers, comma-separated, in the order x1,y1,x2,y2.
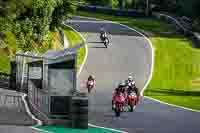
69,16,200,133
0,16,199,133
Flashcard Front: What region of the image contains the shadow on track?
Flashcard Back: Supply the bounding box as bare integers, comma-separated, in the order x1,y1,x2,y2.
89,46,106,48
87,41,102,43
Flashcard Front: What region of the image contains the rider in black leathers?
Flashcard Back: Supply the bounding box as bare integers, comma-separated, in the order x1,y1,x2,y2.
100,26,107,41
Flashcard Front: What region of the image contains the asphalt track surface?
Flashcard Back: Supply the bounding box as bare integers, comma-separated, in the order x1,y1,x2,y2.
70,16,200,133
0,16,199,133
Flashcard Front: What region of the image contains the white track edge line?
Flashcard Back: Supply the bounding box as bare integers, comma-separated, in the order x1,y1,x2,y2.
88,123,128,133
21,94,42,126
145,96,200,112
30,127,54,133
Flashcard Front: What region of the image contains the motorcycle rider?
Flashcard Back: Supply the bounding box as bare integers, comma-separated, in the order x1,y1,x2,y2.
87,75,96,86
113,82,126,95
112,82,126,109
126,75,139,96
100,26,107,41
127,75,135,87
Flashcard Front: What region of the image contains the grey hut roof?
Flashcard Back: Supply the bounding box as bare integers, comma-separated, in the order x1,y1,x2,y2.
44,44,83,59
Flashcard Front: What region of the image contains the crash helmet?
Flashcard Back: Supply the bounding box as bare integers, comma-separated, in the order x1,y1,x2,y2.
118,81,125,88
128,75,133,81
88,75,95,80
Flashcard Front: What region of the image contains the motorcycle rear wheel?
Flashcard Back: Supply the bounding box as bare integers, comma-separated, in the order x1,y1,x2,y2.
87,85,93,93
130,105,134,112
104,38,109,48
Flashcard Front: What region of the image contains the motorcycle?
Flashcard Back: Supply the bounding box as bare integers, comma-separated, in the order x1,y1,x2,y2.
87,80,95,93
100,33,109,48
112,86,139,116
115,101,124,117
127,91,138,112
112,93,125,117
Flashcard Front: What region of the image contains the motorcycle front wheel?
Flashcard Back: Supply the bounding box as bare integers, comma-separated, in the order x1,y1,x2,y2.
104,38,109,48
87,85,93,93
115,108,120,117
129,101,135,112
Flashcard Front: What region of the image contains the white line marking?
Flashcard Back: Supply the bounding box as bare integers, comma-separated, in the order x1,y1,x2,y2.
30,127,54,133
144,96,200,112
63,23,88,77
21,94,42,126
88,123,128,133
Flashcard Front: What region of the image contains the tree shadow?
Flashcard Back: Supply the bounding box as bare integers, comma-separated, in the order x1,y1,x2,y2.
150,88,200,96
89,46,106,48
87,41,102,44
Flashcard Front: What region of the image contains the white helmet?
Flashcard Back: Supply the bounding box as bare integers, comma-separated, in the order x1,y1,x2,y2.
128,75,133,81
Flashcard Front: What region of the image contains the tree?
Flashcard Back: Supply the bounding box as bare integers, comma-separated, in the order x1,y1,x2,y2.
2,0,76,52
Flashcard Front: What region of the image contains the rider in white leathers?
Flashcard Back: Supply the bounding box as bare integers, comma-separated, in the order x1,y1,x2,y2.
127,76,135,86
126,75,139,96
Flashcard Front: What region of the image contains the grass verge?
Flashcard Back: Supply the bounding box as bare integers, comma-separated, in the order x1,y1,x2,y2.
77,11,200,110
63,25,86,71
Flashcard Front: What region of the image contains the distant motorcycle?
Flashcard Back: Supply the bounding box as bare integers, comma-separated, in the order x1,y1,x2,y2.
87,80,95,93
100,33,109,48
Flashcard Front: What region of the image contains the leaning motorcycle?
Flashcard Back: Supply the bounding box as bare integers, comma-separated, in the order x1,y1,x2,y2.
100,33,109,48
87,80,94,93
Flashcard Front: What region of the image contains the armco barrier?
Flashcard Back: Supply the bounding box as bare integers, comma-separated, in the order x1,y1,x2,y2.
152,12,200,48
152,12,193,36
78,5,146,17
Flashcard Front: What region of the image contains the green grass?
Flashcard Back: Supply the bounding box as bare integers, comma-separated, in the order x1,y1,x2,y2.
0,32,17,73
77,11,200,110
63,26,83,47
63,25,86,71
0,31,63,74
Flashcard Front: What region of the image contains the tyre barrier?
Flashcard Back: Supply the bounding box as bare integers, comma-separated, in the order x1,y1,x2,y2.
71,96,88,129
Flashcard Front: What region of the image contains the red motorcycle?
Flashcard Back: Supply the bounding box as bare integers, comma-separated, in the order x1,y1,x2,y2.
112,93,126,117
127,91,138,112
87,80,95,93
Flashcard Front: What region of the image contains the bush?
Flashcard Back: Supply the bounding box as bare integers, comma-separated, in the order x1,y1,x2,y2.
193,17,200,32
